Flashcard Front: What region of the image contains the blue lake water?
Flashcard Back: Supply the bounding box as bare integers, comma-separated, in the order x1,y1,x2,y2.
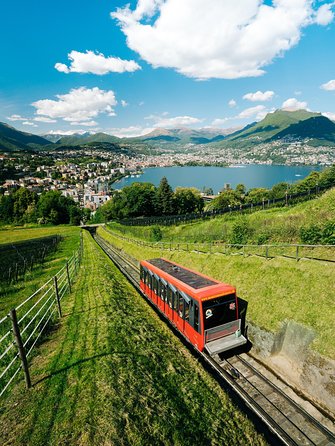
113,165,323,193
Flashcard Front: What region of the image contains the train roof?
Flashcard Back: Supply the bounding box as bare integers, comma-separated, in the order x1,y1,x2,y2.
141,258,235,299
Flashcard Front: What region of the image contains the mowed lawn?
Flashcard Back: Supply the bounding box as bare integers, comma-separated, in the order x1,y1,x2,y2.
0,226,81,315
97,227,335,359
0,230,267,446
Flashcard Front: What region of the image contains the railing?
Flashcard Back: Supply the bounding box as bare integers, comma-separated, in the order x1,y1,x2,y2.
118,185,330,227
205,320,241,343
103,227,335,263
0,234,83,397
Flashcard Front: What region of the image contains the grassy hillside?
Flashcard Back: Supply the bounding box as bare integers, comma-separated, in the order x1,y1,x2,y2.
108,188,335,244
0,231,267,446
0,226,81,315
98,227,335,359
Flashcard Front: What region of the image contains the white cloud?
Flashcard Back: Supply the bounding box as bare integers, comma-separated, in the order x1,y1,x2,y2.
243,90,274,102
121,100,128,107
46,129,94,136
108,126,154,138
314,3,334,25
212,105,268,126
322,112,335,122
70,120,98,127
55,50,141,75
237,105,266,119
34,116,57,123
281,97,308,111
320,79,335,91
112,0,334,80
145,114,203,128
22,121,38,127
228,99,237,108
7,114,26,121
32,87,117,123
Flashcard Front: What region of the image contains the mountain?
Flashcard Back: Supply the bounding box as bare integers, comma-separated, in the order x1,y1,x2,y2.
272,115,335,142
140,127,229,144
56,132,121,146
0,122,51,151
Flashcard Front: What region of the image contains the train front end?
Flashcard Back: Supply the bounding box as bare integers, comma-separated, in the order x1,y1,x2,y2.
201,292,247,356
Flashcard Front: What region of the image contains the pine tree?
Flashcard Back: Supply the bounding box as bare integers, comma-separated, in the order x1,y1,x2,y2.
156,177,174,215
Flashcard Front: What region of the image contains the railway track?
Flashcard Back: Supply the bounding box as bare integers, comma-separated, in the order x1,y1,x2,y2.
93,232,335,446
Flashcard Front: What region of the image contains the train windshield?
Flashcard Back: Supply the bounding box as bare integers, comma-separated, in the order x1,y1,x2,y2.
203,294,237,330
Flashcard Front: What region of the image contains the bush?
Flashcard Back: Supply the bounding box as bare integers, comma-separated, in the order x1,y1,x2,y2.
229,219,250,245
151,226,162,241
300,224,323,244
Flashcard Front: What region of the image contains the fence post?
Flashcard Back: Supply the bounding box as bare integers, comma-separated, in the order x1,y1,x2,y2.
296,245,299,261
10,308,31,389
54,276,62,318
265,245,269,259
66,261,72,292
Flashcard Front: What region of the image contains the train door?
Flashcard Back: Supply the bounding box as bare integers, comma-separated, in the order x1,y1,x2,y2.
152,273,159,305
175,291,185,333
148,271,153,301
165,283,175,322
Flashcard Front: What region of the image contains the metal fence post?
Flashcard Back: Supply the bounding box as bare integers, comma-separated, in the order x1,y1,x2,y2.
54,276,62,317
10,309,31,389
66,261,72,292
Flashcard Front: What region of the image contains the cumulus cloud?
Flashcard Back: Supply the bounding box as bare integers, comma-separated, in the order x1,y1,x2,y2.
34,116,57,123
314,3,334,25
111,0,334,80
145,114,203,128
32,87,117,123
121,100,128,107
281,97,308,111
243,90,274,102
228,99,237,108
321,79,335,91
7,114,27,121
70,120,98,127
46,129,95,136
22,121,38,127
55,50,141,75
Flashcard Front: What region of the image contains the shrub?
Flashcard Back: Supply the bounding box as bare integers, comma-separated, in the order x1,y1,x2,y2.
151,226,162,241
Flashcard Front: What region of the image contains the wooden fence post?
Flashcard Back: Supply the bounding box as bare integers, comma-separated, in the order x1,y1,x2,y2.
10,308,31,389
265,245,269,259
54,276,62,318
66,261,72,292
296,245,300,261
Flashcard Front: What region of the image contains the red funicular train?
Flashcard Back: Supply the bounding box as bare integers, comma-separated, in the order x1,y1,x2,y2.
140,258,247,355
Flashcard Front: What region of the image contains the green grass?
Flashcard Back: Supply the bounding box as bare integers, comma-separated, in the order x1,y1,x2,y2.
0,226,81,315
97,227,335,359
0,230,267,446
108,188,335,244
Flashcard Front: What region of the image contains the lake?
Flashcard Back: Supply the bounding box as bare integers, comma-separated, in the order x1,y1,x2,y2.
113,165,323,193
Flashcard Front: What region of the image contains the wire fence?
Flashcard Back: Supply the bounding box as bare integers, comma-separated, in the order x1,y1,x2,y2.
0,235,62,285
118,185,329,227
0,234,83,397
103,228,335,263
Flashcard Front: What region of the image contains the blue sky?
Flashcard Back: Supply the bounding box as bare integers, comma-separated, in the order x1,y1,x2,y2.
1,0,335,137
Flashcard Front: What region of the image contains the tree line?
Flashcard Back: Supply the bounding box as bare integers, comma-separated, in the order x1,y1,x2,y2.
98,177,204,221
0,189,83,225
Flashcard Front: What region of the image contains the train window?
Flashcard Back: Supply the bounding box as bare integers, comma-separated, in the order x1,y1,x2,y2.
184,300,190,322
178,296,184,318
152,275,159,294
148,272,153,289
167,287,173,308
194,303,200,332
203,294,237,330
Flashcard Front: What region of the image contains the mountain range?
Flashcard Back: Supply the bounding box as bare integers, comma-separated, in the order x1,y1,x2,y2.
1,109,335,152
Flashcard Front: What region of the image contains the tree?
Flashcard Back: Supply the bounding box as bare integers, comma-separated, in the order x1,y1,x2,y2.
209,190,240,210
245,188,269,204
156,177,174,215
174,187,204,214
0,195,14,224
235,184,246,196
12,188,37,223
